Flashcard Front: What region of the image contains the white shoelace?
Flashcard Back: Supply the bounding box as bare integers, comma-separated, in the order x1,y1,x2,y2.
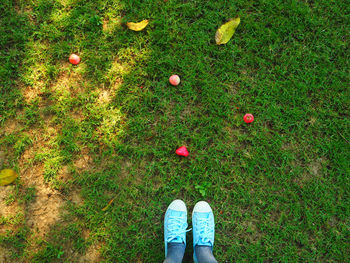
167,215,192,243
196,217,214,245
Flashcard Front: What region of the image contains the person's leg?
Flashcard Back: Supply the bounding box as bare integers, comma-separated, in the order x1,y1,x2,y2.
163,200,189,263
192,201,218,263
163,242,185,263
194,246,218,263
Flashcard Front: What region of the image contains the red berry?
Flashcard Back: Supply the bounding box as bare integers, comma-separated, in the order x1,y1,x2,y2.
175,146,189,157
169,75,180,86
69,54,81,65
243,113,254,123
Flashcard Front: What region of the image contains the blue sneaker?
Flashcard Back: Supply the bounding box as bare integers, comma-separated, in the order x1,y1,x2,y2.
164,200,189,258
192,201,215,263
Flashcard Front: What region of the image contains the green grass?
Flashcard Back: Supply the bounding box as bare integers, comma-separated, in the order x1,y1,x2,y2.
0,0,349,262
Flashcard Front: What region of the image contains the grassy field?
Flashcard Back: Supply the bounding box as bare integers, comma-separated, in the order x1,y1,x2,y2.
0,0,349,262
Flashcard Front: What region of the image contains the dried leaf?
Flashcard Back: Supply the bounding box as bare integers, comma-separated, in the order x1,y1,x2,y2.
0,169,18,186
215,17,240,45
127,20,149,31
102,198,114,211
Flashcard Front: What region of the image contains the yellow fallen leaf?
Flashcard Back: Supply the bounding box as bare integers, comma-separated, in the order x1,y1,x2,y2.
0,169,18,186
215,17,240,45
127,19,149,31
102,198,114,211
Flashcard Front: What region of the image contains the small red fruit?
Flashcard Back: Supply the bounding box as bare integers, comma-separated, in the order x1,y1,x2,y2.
243,113,254,123
176,146,189,157
69,54,81,65
169,75,180,86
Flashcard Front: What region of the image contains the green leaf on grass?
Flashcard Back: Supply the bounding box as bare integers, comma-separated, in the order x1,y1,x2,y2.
215,17,240,45
0,169,18,186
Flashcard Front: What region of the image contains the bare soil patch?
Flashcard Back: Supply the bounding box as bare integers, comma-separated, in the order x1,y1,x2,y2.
78,243,101,263
22,165,64,236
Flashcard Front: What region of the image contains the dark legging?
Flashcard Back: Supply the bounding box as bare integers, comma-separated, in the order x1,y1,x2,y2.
164,243,218,263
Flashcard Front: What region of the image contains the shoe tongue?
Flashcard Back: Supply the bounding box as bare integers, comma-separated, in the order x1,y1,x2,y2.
198,239,212,246
172,236,184,243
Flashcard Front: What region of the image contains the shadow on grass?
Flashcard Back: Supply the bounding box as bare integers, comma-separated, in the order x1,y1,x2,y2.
2,0,172,262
